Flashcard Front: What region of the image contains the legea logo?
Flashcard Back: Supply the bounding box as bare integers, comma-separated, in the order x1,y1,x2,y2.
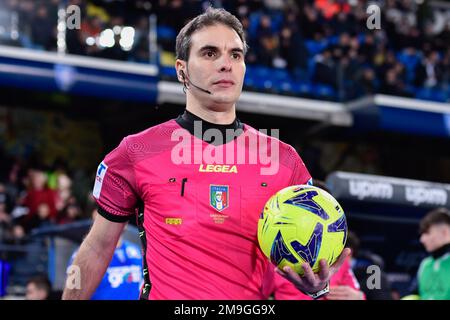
171,121,280,175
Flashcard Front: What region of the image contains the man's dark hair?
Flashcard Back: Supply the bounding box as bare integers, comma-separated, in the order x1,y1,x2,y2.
175,7,248,61
419,207,450,235
27,275,51,295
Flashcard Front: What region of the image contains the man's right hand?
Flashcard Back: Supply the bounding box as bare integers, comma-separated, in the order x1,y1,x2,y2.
274,248,351,296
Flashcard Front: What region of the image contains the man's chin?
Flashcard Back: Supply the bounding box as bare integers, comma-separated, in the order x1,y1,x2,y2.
210,96,238,108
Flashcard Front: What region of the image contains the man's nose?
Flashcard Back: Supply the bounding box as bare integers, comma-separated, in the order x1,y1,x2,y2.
419,234,426,244
217,54,232,72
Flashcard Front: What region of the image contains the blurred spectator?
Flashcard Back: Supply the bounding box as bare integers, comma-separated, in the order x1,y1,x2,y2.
358,34,376,65
414,51,443,88
279,24,309,72
355,68,377,95
130,16,150,63
315,0,351,20
56,201,82,225
22,169,58,222
18,203,54,234
299,3,325,39
314,49,337,88
414,207,450,300
380,68,411,97
2,0,450,101
256,15,279,67
30,3,56,51
67,209,143,300
25,275,52,300
0,183,12,222
346,231,393,300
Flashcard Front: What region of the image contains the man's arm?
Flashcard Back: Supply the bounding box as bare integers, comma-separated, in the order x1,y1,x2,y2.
62,213,126,300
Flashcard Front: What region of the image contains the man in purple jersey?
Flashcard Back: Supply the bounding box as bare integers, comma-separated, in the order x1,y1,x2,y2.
62,7,350,300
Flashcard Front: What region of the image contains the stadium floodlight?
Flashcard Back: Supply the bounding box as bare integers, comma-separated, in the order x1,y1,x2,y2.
99,29,115,48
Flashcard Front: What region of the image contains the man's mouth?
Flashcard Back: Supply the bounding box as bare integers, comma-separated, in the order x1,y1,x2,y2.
213,80,235,87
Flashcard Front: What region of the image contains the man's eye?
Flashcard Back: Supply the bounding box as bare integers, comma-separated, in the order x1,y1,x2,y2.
205,50,215,57
232,53,241,59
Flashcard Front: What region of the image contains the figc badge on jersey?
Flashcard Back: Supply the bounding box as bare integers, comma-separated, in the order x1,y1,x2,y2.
210,185,229,212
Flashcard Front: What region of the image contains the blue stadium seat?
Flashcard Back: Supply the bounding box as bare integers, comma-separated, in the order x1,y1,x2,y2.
244,67,257,88
270,13,284,33
430,90,447,102
313,83,337,100
253,66,272,79
252,76,271,91
290,81,314,96
157,25,176,40
395,51,421,85
248,12,262,38
307,58,316,78
328,35,339,46
271,68,291,81
305,40,327,56
415,87,447,102
357,33,366,44
160,65,177,78
278,80,295,94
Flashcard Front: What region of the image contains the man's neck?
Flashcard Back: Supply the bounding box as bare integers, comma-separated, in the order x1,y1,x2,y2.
186,106,236,124
176,109,244,146
185,97,236,124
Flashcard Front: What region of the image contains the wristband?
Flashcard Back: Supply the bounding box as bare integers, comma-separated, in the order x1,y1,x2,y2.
306,282,330,300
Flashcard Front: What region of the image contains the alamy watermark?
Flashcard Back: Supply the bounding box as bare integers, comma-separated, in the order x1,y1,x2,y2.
366,4,381,30
170,121,280,175
65,5,81,30
65,265,81,290
366,265,381,290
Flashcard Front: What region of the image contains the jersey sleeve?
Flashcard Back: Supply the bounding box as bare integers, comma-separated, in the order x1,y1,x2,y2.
287,146,312,186
93,137,139,222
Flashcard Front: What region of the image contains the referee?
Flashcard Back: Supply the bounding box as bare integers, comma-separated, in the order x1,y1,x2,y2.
63,7,349,300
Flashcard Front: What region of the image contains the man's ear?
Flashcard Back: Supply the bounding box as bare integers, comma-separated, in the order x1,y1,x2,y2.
175,59,186,83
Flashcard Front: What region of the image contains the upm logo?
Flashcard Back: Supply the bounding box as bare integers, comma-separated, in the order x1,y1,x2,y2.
405,187,447,206
349,180,394,200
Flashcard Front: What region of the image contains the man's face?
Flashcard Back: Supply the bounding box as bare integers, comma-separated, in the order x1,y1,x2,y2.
420,224,450,252
25,283,48,300
178,24,246,108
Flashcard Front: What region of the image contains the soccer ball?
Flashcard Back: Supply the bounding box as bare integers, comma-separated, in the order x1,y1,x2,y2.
257,185,347,276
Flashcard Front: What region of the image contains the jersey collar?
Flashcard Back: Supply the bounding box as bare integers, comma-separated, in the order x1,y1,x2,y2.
430,243,450,259
176,109,244,146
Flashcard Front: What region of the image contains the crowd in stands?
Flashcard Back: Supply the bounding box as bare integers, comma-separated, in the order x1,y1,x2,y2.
156,0,450,101
0,0,448,102
0,151,93,246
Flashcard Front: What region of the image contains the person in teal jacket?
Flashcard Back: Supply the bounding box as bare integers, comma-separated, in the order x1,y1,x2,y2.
416,207,450,300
